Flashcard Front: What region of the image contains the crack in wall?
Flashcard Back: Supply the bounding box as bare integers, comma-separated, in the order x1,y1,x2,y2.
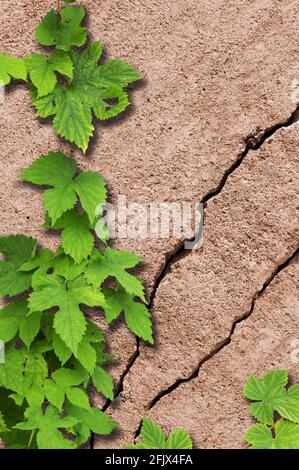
133,247,299,440
91,105,298,448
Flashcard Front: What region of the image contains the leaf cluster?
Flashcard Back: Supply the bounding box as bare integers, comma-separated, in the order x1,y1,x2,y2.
0,153,153,449
0,4,142,152
243,370,299,449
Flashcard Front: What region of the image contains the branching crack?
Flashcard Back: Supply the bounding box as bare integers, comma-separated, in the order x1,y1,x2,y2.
133,247,299,440
92,105,298,448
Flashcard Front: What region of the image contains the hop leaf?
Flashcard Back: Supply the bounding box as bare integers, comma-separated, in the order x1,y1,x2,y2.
0,344,24,394
0,53,27,85
15,406,78,449
103,287,153,344
0,235,37,297
66,403,116,446
166,429,193,449
54,210,94,264
0,300,41,348
30,41,142,152
126,418,192,449
85,247,146,302
92,366,114,400
244,420,299,449
44,367,90,412
51,320,104,374
140,418,167,448
25,51,73,98
243,370,299,424
28,275,105,354
35,6,87,52
21,152,107,225
21,350,48,407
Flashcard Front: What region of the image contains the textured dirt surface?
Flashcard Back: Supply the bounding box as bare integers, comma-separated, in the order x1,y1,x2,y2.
0,0,299,449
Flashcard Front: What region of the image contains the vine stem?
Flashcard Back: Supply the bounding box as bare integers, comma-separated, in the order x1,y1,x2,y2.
28,429,36,448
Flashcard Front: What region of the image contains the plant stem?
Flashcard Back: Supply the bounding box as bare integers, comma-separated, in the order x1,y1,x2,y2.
57,0,61,14
28,429,36,448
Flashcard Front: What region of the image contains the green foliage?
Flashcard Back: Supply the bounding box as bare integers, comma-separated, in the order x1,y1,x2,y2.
243,370,299,449
0,154,153,449
15,405,79,449
126,418,193,449
0,53,26,85
0,0,151,451
244,421,299,449
0,235,37,297
21,151,106,225
35,6,87,52
0,4,142,152
25,51,73,98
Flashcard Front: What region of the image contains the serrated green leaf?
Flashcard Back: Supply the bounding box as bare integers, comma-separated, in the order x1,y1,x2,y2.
126,418,192,450
66,403,116,446
21,152,77,224
20,248,53,273
54,210,94,264
15,405,78,449
95,59,142,88
44,378,65,411
85,247,146,301
20,247,54,291
141,418,166,449
103,287,153,344
21,151,77,187
20,313,42,349
244,370,299,424
54,254,88,281
45,367,90,412
274,385,299,423
30,85,57,118
35,6,87,52
53,88,94,153
0,345,24,394
28,275,104,354
74,172,107,224
22,153,107,225
0,235,37,297
92,86,129,120
25,51,73,98
23,351,47,406
244,420,299,449
92,366,114,400
30,40,141,152
0,300,42,348
166,429,193,449
52,330,72,365
0,302,20,342
0,53,27,85
66,387,90,410
76,337,96,375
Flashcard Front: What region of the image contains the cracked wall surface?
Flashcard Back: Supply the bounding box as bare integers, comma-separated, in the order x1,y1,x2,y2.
0,0,299,449
94,121,299,448
143,256,299,449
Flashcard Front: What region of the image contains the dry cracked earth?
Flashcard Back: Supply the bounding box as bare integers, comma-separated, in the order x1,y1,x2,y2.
0,0,299,449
